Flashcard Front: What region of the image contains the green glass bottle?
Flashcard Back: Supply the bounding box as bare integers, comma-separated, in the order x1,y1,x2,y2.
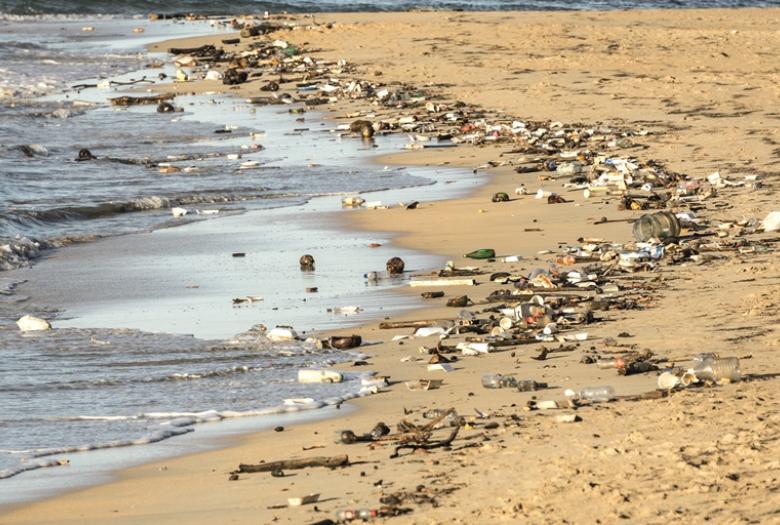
464,248,496,259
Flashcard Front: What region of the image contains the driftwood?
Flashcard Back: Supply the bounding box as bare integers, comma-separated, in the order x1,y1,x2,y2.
235,454,349,474
391,410,461,458
379,319,450,330
110,93,175,106
168,44,218,56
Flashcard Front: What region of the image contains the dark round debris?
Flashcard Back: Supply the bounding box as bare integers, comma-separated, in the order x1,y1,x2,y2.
349,119,374,138
75,148,97,161
386,257,405,275
300,254,315,271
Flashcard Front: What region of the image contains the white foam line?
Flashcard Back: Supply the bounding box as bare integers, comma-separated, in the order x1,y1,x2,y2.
0,458,69,480
4,374,381,480
29,427,193,459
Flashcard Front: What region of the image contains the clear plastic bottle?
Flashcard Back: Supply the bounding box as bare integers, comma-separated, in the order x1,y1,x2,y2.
482,373,517,389
596,357,626,369
578,386,616,402
693,357,741,382
516,379,548,392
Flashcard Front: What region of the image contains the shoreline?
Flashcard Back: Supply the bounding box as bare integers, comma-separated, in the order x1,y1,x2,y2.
3,7,780,524
0,46,482,507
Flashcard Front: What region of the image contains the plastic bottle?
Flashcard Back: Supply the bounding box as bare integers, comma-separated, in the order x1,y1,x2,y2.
596,357,626,369
692,352,718,365
516,379,548,392
481,373,517,389
578,386,616,402
693,357,741,383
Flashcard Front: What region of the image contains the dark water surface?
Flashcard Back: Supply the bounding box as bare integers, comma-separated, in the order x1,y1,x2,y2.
1,0,777,16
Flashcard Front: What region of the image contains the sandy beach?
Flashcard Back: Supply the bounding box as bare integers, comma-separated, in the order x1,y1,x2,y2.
3,7,780,525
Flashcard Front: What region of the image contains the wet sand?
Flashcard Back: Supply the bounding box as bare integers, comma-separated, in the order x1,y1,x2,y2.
3,7,780,525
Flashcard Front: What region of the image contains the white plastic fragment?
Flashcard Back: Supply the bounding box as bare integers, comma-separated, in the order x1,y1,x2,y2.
288,493,320,507
16,315,51,332
414,326,447,337
427,363,454,372
297,370,343,384
341,196,365,207
657,372,681,390
267,326,297,342
205,70,223,81
457,342,492,354
761,211,780,232
329,306,362,315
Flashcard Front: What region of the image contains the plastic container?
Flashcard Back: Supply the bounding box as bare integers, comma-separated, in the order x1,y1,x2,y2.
657,371,681,390
481,373,517,389
693,357,741,383
632,211,681,242
578,386,616,402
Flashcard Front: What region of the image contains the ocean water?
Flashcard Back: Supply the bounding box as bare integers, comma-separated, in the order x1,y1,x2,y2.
0,0,776,16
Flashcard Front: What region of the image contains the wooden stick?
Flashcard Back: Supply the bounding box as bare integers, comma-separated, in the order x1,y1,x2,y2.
379,320,451,330
235,454,349,474
409,279,476,287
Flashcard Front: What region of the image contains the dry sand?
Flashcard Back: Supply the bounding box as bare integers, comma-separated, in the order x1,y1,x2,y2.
3,8,780,525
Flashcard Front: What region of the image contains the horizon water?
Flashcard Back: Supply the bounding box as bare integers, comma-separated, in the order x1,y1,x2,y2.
0,0,776,16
